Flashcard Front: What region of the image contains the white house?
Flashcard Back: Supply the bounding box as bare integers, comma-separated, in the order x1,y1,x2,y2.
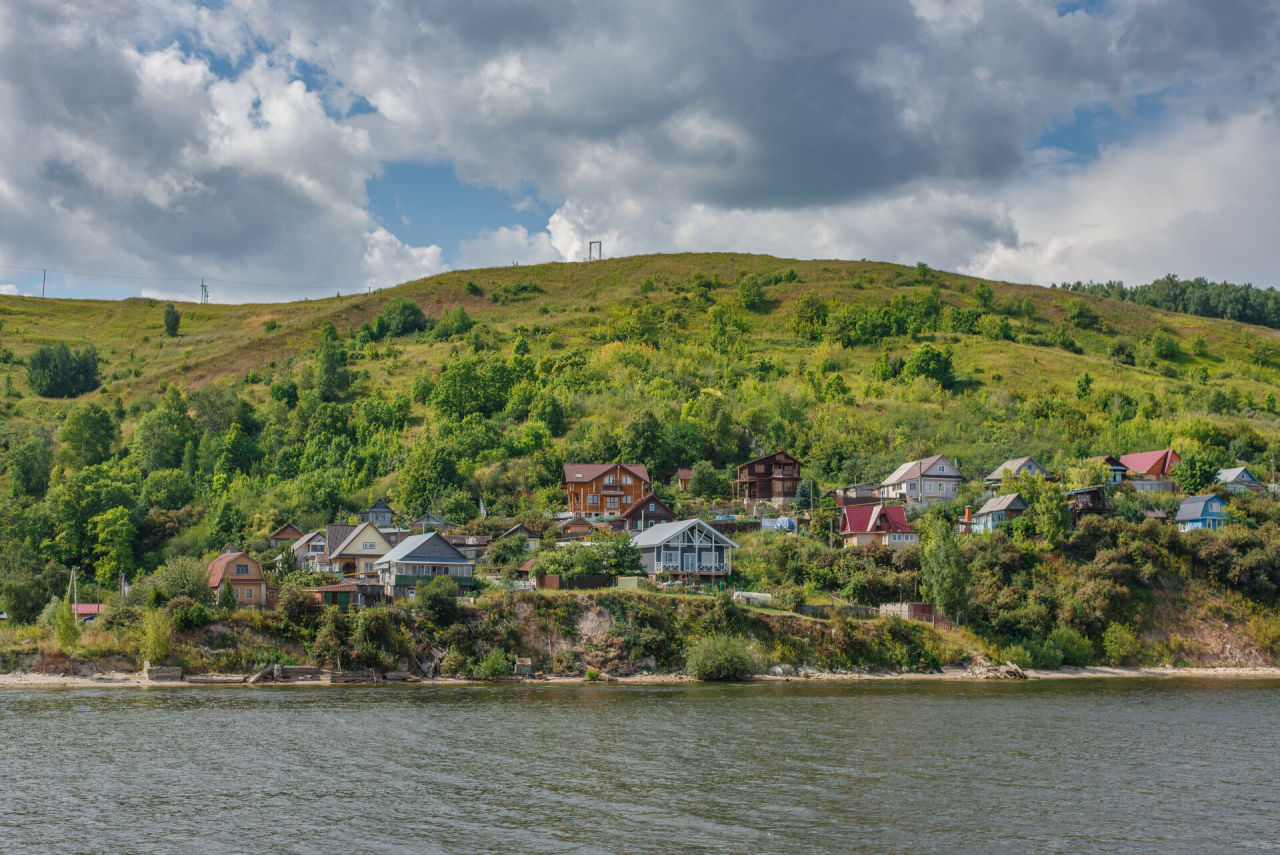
1217,467,1263,494
880,455,964,504
630,520,737,583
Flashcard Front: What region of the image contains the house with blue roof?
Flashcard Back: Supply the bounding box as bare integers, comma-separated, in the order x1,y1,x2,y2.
1175,495,1229,533
374,533,474,599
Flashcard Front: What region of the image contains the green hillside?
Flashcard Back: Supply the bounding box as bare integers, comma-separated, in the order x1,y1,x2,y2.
4,252,1280,672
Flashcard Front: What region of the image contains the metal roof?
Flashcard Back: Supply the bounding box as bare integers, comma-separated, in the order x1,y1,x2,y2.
629,519,738,549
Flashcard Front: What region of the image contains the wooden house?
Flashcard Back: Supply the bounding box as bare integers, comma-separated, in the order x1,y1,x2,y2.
1176,495,1229,532
207,549,275,609
676,468,694,492
984,457,1050,487
374,533,475,599
561,463,651,519
1217,467,1264,494
630,519,737,583
268,523,303,550
557,513,597,538
733,450,803,505
839,504,917,548
291,531,328,570
326,522,393,577
1066,486,1112,526
497,523,541,553
410,512,456,534
442,534,492,563
880,455,964,504
971,494,1027,534
358,498,396,528
1090,456,1128,484
614,493,677,531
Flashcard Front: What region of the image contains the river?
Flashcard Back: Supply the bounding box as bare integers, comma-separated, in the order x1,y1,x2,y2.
3,678,1278,853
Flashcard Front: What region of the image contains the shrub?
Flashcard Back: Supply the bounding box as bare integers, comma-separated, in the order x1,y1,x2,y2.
99,604,142,631
278,586,312,623
140,609,173,663
439,649,466,677
1102,623,1141,665
415,576,459,625
163,303,181,337
310,606,351,669
53,596,81,655
1049,626,1095,666
27,342,99,398
168,597,210,632
1003,643,1035,670
1151,332,1179,360
379,297,429,337
584,667,599,681
471,648,511,680
684,635,761,681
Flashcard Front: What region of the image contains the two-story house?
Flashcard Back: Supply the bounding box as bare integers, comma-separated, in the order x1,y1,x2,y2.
291,531,328,571
610,493,677,531
984,456,1049,488
268,523,303,550
375,533,475,599
971,493,1028,534
631,519,737,583
326,522,393,577
840,504,917,548
1120,449,1181,493
880,455,964,504
206,545,275,609
359,498,396,527
562,463,651,519
733,450,803,505
1176,495,1229,532
1217,467,1263,494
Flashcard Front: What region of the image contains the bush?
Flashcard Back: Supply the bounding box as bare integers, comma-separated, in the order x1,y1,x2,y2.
684,635,761,681
53,597,81,655
471,648,511,680
584,667,599,681
140,609,173,663
1151,332,1179,360
439,649,466,677
163,303,181,337
278,586,312,623
27,343,99,398
168,597,210,632
1003,644,1035,670
415,576,459,625
1102,623,1141,665
100,604,142,631
1049,625,1094,666
379,297,429,337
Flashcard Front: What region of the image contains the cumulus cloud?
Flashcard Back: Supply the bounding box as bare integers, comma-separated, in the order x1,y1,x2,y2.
1,0,1278,300
0,284,19,296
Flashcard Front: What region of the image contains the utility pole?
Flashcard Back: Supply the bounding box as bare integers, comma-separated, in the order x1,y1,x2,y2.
42,269,46,298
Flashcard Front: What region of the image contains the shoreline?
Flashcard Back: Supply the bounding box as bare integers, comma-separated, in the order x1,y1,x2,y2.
4,664,1280,689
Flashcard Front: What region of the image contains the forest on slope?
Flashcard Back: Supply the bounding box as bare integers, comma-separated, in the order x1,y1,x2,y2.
3,253,1280,670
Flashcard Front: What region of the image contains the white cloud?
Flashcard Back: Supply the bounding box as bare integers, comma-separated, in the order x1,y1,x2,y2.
456,225,563,270
363,226,446,290
0,283,18,295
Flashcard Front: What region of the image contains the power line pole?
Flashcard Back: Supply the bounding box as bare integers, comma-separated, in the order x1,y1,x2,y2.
42,269,46,298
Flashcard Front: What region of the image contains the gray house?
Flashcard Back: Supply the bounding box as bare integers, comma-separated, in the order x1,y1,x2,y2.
630,519,738,583
359,498,396,528
373,533,475,599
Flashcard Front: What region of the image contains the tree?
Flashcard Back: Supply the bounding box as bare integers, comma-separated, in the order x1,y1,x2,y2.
314,339,350,402
1151,332,1179,360
529,389,566,436
163,303,181,337
587,530,644,576
432,356,504,420
738,276,766,312
1029,482,1072,544
978,314,1011,341
59,403,119,469
921,519,969,617
622,409,667,474
708,305,748,356
398,442,462,515
1171,449,1221,495
0,576,47,625
26,343,99,398
415,575,459,624
972,283,994,310
788,293,828,340
140,608,173,662
901,344,954,388
688,460,726,498
379,297,428,337
487,535,528,570
53,595,81,655
1108,339,1136,365
218,581,237,610
90,506,135,587
7,434,54,497
794,480,813,511
1075,372,1093,400
129,394,195,472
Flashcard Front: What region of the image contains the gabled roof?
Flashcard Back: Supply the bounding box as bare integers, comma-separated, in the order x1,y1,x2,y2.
377,533,472,565
1177,495,1225,522
498,523,536,539
561,463,651,484
206,551,259,588
842,504,912,534
324,524,356,559
882,455,961,485
269,523,303,541
558,513,595,530
329,522,389,557
985,457,1045,482
1218,467,1260,484
292,531,323,553
630,518,739,549
365,498,394,513
618,493,676,519
677,468,694,480
1120,449,1180,477
75,604,105,617
736,449,802,471
1090,455,1126,469
976,493,1028,516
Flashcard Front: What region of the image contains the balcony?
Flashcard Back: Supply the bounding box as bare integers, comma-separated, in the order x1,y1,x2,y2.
657,562,728,575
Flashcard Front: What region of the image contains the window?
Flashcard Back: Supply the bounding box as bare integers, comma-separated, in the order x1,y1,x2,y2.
233,588,240,599
363,542,375,549
755,464,764,473
648,503,655,512
622,475,632,485
937,465,945,472
588,494,599,505
891,534,901,542
908,483,916,491
623,495,632,505
606,497,619,509
925,482,934,493
605,475,615,484
648,520,656,528
244,587,254,600
235,564,250,575
363,561,373,573
310,543,324,553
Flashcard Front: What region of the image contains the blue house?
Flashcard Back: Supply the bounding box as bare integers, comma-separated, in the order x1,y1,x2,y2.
1217,467,1263,494
971,493,1028,534
1176,495,1229,532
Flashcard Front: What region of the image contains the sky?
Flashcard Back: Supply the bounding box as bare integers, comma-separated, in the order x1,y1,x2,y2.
0,0,1277,302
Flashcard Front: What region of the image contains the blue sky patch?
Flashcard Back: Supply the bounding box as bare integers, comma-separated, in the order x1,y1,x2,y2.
1031,94,1164,161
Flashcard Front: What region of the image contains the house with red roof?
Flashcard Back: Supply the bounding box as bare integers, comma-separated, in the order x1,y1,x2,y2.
207,547,276,609
1120,449,1181,479
561,463,651,519
613,493,677,531
840,504,917,548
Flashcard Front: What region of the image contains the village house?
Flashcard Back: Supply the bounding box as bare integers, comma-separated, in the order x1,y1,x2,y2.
410,511,456,534
1066,486,1113,527
675,468,694,492
1120,449,1180,493
496,523,541,553
971,494,1028,534
308,579,383,609
374,533,476,599
880,455,964,505
290,531,328,571
268,523,303,550
1176,495,1229,532
1217,467,1264,494
325,522,393,577
557,513,597,538
1091,456,1128,483
984,457,1050,488
839,503,916,548
562,463,651,519
358,498,396,528
612,493,677,531
631,519,737,583
443,534,492,563
733,450,803,505
206,546,276,609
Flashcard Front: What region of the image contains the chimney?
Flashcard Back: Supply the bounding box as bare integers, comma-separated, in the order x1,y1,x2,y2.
964,505,973,522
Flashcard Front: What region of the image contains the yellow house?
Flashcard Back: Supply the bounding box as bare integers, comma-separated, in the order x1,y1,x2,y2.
206,546,274,609
327,522,394,577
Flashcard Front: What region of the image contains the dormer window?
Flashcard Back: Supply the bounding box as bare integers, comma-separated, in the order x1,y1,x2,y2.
937,465,944,472
234,564,250,575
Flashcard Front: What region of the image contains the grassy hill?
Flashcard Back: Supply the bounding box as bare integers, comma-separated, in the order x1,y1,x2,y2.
5,252,1280,673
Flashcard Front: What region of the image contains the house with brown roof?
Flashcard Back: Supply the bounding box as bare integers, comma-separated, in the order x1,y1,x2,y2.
269,523,303,550
676,468,694,492
880,455,964,504
614,493,678,531
1090,455,1128,483
561,463,651,519
733,450,803,505
326,522,394,577
557,513,598,538
207,548,275,609
840,504,917,548
291,531,328,571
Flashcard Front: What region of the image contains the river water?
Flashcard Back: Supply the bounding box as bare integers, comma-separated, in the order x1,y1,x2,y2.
3,677,1278,854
